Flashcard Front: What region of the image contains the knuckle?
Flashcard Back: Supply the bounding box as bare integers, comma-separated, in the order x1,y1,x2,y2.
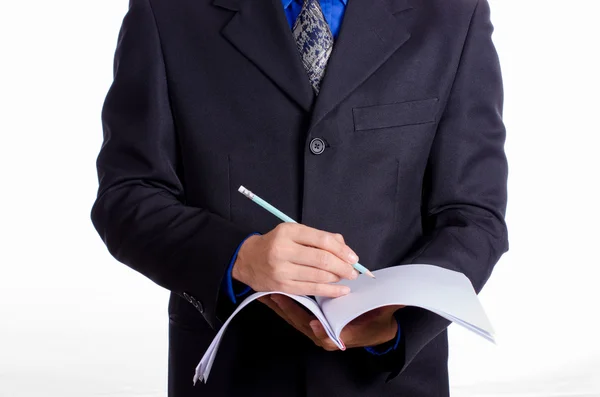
340,247,350,261
282,222,296,234
313,283,327,297
319,233,331,247
345,267,355,279
314,270,326,282
337,262,352,278
333,262,350,279
309,283,321,296
317,251,330,269
320,270,338,283
274,223,289,238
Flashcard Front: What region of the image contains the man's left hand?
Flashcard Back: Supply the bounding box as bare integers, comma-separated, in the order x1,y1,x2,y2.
259,294,403,350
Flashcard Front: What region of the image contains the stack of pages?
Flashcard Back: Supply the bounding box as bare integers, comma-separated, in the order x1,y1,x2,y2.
194,264,495,384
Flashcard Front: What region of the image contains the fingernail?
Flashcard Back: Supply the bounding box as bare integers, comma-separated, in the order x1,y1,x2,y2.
348,252,359,263
341,287,351,295
351,270,359,279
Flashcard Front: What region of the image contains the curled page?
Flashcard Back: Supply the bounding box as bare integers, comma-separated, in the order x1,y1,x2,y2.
193,291,339,384
316,264,495,341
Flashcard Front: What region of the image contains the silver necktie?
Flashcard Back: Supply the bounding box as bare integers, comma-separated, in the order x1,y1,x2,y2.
292,0,334,94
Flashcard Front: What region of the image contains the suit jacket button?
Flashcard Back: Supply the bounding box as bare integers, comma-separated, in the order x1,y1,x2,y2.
188,296,204,313
309,138,325,155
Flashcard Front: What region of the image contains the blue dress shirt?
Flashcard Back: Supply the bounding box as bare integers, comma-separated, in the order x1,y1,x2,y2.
281,0,348,39
221,0,401,354
223,233,259,303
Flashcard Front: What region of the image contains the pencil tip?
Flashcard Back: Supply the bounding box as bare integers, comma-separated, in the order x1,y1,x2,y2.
366,270,375,278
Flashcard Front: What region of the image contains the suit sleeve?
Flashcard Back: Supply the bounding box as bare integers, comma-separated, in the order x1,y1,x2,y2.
366,0,509,380
91,0,255,329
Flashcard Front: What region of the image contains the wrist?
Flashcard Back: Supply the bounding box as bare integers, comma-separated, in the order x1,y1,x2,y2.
231,234,259,284
364,315,401,355
381,316,399,344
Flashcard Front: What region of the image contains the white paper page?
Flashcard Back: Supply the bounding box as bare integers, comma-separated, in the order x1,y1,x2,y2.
193,291,342,384
434,310,495,343
316,264,495,342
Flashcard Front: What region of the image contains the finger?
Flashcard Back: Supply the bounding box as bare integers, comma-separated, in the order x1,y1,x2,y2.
290,265,341,284
310,321,340,351
259,296,291,321
309,320,330,342
283,281,350,298
270,296,325,347
261,297,320,342
289,224,358,265
271,295,316,325
258,296,270,304
333,233,345,244
292,245,358,280
339,324,356,348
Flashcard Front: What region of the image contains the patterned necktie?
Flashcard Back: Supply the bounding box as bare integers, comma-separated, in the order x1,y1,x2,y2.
292,0,334,94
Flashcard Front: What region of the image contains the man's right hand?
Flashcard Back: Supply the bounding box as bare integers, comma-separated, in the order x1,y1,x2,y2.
231,223,359,298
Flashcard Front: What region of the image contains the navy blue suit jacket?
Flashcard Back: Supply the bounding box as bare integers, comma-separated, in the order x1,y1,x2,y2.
91,0,508,395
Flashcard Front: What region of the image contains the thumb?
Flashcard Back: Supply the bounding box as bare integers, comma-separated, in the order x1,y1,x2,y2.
310,320,341,351
310,320,329,340
382,304,405,315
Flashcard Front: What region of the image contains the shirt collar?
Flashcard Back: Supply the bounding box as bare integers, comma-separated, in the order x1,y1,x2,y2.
282,0,348,10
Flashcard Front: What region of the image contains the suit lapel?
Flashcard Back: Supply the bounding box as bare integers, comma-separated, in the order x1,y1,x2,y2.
309,0,415,129
213,0,315,112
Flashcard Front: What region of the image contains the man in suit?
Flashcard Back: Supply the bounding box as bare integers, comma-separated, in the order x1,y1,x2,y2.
91,0,508,395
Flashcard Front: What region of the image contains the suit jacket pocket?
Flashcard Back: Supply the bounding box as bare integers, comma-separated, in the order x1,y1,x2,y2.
353,98,439,131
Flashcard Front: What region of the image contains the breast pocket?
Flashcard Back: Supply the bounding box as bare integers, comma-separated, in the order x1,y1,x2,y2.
352,98,439,131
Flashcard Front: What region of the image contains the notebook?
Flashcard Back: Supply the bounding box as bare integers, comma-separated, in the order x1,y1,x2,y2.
194,264,495,384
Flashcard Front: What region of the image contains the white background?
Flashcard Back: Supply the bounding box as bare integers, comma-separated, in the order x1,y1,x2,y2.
1,0,599,396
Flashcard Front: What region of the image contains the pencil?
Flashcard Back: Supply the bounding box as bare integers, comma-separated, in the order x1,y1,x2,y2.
238,185,375,278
